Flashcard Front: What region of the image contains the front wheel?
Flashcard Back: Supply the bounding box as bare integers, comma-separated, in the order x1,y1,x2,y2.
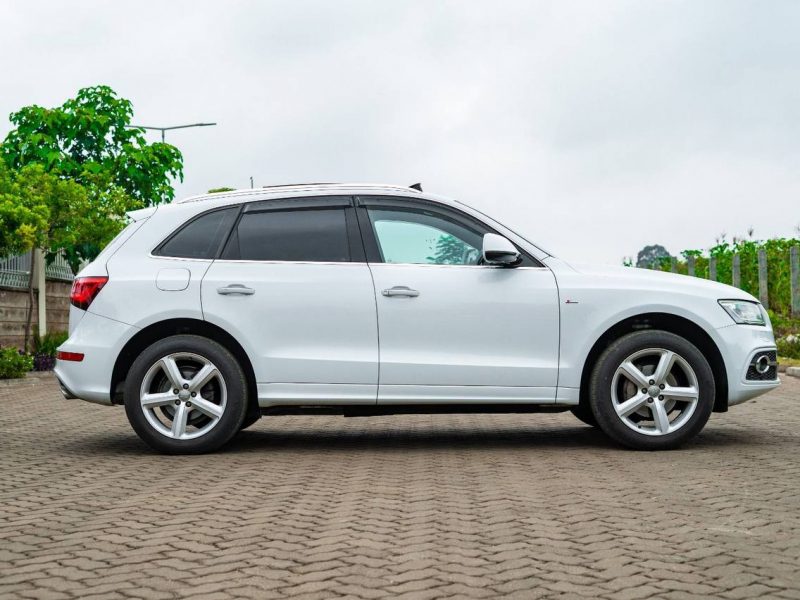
124,335,248,454
589,330,714,450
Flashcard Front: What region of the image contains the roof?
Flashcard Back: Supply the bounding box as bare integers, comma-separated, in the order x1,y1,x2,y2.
174,183,423,204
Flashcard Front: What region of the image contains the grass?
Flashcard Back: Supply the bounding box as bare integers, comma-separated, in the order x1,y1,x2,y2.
779,356,800,368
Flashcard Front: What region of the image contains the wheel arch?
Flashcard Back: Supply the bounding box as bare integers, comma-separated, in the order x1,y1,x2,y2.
578,312,729,413
111,318,259,418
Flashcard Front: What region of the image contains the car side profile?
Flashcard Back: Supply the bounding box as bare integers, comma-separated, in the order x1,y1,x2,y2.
55,183,780,453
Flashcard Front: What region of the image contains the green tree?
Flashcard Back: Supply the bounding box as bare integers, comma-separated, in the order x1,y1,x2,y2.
636,244,672,269
1,85,183,267
0,161,48,255
0,163,122,348
1,85,183,206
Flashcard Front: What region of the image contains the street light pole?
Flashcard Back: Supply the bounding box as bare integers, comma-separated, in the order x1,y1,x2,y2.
127,122,217,142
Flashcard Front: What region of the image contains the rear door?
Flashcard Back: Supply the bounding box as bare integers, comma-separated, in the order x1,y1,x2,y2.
201,197,379,405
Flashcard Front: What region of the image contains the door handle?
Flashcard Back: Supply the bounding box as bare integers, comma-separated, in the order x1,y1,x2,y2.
217,284,255,296
382,286,420,298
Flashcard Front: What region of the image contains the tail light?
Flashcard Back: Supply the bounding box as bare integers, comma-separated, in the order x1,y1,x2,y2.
57,351,84,362
70,276,108,310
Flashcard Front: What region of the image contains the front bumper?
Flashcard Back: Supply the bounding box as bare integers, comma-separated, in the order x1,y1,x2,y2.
716,323,780,406
54,311,139,405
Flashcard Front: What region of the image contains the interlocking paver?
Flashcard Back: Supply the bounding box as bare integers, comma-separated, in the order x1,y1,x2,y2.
1,373,799,598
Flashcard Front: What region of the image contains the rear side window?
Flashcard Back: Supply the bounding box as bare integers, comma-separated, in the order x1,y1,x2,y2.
155,207,238,259
223,208,350,262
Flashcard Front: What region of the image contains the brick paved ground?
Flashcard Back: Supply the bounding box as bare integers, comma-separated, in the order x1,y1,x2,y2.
1,374,799,600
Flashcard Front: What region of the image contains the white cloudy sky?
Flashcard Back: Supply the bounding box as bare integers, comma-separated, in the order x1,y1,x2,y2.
2,1,798,264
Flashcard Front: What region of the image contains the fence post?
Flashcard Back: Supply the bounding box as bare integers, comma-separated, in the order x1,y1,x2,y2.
670,257,677,273
757,248,768,309
687,255,695,277
732,254,741,288
709,257,717,281
792,245,800,317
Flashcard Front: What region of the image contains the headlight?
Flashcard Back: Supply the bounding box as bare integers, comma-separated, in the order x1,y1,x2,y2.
718,299,765,325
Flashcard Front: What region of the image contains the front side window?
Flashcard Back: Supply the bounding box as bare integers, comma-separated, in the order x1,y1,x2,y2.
223,208,350,262
367,207,484,265
156,207,238,259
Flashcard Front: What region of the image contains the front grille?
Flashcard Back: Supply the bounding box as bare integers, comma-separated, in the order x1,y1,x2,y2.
746,350,778,381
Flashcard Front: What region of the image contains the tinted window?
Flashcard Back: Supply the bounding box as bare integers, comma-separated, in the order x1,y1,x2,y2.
367,208,483,265
156,207,238,259
226,208,350,262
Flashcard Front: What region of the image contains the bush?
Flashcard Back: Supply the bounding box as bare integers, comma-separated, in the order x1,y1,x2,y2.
0,347,33,379
648,237,800,321
777,335,800,360
31,330,68,371
33,330,69,357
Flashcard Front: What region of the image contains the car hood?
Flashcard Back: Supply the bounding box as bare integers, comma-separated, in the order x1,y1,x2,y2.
559,261,758,303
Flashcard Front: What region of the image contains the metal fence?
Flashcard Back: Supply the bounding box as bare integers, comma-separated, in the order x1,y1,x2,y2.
0,252,76,289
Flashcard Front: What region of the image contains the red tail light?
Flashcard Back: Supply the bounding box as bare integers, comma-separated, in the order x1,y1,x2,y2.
57,351,84,362
70,276,108,310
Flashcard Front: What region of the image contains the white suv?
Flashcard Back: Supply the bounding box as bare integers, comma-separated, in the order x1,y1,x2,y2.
55,183,779,453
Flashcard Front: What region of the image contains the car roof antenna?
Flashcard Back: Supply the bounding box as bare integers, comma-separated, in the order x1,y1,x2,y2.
409,183,423,191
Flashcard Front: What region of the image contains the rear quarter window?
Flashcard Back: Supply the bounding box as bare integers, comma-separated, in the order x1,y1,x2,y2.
154,207,238,259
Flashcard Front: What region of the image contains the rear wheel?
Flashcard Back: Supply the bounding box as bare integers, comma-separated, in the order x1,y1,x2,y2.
589,330,714,450
124,335,247,454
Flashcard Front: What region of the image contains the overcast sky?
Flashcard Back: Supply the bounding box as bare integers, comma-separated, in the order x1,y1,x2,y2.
2,1,798,264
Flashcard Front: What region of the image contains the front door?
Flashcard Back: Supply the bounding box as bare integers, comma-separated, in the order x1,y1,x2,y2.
357,198,560,404
201,197,379,405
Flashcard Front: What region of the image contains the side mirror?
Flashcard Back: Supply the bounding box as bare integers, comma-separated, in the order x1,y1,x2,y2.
482,233,521,267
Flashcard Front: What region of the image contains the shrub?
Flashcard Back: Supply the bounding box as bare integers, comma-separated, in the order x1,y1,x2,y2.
33,330,69,357
777,335,800,360
31,330,68,371
0,347,33,379
648,237,800,321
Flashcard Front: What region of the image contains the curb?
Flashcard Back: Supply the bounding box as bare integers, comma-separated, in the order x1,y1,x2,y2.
786,366,800,378
0,371,56,388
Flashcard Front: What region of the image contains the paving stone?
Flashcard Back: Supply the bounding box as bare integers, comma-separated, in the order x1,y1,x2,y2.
0,373,798,598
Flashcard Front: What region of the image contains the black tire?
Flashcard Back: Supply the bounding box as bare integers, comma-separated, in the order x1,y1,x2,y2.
124,335,248,454
570,404,598,427
588,330,714,450
239,412,261,431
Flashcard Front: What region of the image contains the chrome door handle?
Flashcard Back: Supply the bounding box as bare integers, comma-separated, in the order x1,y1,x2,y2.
217,284,255,296
382,286,420,298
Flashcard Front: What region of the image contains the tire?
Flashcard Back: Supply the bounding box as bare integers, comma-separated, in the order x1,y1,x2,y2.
570,404,598,427
239,412,261,431
124,335,248,454
588,330,714,450
569,404,597,427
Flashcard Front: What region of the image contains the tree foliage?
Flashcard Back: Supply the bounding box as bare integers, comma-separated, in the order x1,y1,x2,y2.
635,244,672,269
0,163,127,272
0,85,184,270
1,85,183,206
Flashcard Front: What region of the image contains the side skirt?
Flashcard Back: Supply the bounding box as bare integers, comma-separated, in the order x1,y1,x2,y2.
261,404,573,417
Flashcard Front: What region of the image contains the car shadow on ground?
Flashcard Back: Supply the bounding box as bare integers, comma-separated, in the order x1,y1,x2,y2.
59,420,769,457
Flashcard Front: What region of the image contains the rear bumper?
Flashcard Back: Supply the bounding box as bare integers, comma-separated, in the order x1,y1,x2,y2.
54,311,139,405
716,323,780,407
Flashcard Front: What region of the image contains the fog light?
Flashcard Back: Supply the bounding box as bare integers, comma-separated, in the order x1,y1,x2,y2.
755,355,771,374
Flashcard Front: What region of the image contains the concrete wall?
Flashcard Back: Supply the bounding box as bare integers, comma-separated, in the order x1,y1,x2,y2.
0,281,71,349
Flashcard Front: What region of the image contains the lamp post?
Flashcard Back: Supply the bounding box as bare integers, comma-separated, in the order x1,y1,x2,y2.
127,122,217,142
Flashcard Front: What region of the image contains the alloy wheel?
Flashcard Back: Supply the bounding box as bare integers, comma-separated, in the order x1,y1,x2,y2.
139,352,227,440
611,348,699,436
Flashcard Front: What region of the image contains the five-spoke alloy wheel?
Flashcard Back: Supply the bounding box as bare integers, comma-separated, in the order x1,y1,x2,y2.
125,335,248,454
589,330,714,450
